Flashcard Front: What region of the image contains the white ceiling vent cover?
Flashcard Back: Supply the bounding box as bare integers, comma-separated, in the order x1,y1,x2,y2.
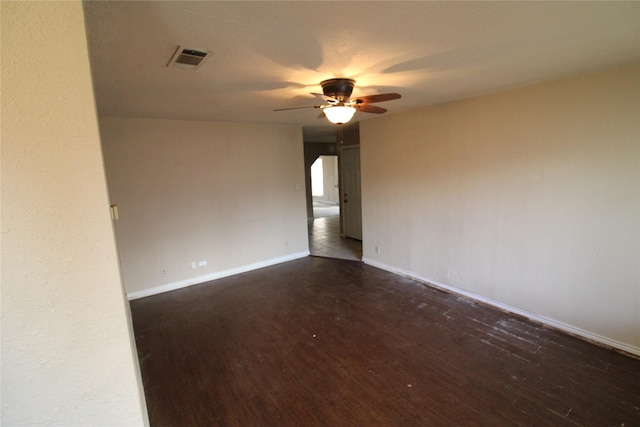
168,46,211,70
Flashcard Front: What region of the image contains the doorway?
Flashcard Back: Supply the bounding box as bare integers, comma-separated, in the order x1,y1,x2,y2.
308,154,362,261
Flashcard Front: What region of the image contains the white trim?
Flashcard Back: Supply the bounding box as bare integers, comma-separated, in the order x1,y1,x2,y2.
127,251,310,300
362,257,640,357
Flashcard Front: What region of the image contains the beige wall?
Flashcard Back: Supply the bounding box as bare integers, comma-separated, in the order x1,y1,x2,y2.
361,65,640,353
1,2,147,425
319,156,339,204
99,117,309,296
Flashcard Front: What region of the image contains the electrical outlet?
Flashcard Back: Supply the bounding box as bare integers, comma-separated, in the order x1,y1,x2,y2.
162,269,167,276
198,260,207,267
191,261,197,269
375,245,381,254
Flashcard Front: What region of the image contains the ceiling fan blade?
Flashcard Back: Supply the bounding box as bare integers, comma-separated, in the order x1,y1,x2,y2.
357,104,387,114
353,93,401,104
274,105,321,111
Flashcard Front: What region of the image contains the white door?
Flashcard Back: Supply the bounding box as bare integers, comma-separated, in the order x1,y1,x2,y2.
341,146,362,240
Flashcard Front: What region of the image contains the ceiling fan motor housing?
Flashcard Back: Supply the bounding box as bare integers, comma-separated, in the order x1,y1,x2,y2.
321,78,355,102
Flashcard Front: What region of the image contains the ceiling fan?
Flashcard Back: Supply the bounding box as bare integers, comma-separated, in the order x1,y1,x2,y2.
274,78,401,125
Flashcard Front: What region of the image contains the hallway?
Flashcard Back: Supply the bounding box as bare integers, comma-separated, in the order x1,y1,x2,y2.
308,202,362,261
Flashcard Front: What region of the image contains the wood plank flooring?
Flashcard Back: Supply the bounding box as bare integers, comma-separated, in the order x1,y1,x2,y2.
130,257,640,426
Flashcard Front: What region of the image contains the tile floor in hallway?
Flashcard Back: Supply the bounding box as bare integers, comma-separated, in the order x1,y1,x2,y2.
308,203,362,261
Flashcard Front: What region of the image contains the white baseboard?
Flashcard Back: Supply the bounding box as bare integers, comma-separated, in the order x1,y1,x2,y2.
362,257,640,358
127,251,310,301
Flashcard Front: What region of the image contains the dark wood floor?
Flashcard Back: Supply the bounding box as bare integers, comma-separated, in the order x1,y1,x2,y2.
130,257,640,426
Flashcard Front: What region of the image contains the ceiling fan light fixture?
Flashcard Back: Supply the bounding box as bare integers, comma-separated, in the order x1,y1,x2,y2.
323,105,356,124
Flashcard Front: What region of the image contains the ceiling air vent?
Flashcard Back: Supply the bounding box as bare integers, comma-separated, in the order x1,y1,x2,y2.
167,46,211,70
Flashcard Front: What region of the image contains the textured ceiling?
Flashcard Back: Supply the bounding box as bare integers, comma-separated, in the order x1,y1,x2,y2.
83,1,640,142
